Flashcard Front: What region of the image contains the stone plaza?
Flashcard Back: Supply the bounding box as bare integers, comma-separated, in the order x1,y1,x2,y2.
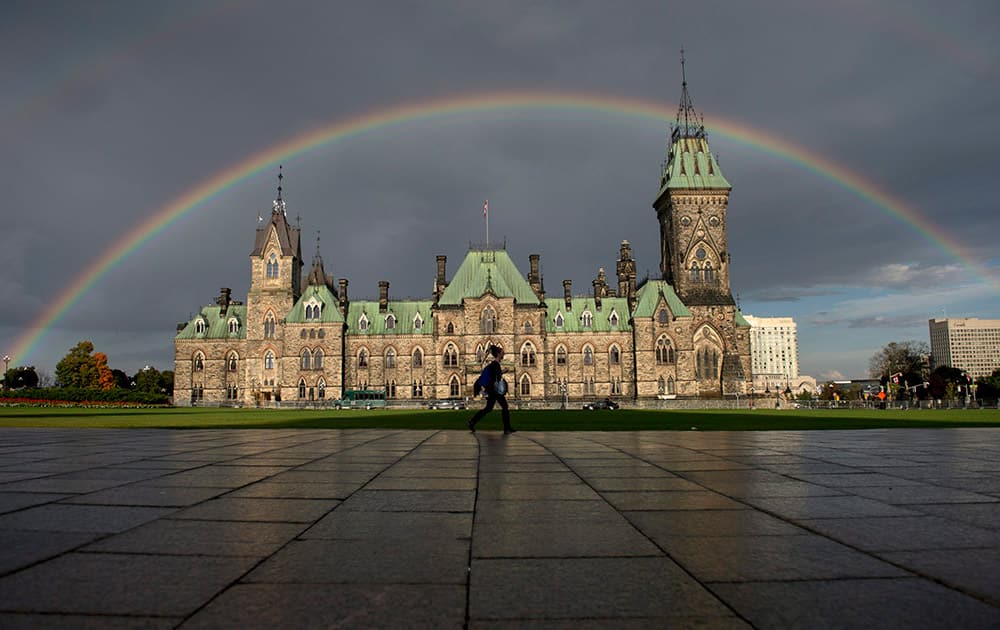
0,427,998,628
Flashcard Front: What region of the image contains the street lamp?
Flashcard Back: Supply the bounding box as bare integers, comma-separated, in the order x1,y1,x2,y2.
2,354,9,391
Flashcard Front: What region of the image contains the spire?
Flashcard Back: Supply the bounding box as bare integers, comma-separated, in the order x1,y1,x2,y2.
272,165,287,216
672,48,706,141
306,230,328,287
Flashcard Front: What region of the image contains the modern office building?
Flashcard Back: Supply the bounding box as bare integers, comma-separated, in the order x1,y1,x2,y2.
744,315,799,391
929,317,1000,379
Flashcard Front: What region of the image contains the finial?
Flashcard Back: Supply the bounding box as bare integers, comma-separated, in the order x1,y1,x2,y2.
680,46,687,87
315,230,321,258
277,165,283,200
673,47,705,140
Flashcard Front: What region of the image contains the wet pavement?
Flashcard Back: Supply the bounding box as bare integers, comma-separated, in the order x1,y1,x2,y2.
0,427,998,628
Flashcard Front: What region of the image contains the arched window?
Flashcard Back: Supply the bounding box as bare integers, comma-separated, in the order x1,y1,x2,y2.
704,262,715,283
556,345,567,365
476,345,484,363
609,345,620,365
386,380,397,399
555,313,564,328
413,348,423,368
689,262,700,282
521,342,536,367
609,311,619,327
264,313,276,339
581,311,593,328
264,351,275,370
194,319,206,335
298,379,306,399
301,349,311,370
446,322,455,334
385,348,396,368
358,349,368,368
667,376,676,395
481,306,497,334
583,346,594,366
267,253,279,279
314,349,324,370
305,305,313,320
444,345,458,367
193,353,205,371
697,347,720,379
300,330,307,339
228,318,240,334
318,329,325,339
658,376,665,394
611,378,622,395
413,313,423,330
658,309,669,324
309,329,316,339
524,320,533,333
385,314,396,330
520,374,531,397
318,379,326,399
359,314,369,331
227,384,238,400
227,352,238,372
449,375,460,397
656,337,675,365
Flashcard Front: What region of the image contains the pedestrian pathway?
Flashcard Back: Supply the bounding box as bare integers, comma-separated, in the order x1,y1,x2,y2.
0,428,998,628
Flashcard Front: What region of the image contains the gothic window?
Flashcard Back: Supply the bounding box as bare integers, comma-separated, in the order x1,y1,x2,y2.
449,375,460,397
689,262,700,282
413,313,423,330
609,345,620,365
555,313,564,328
444,344,458,367
581,311,593,328
193,352,205,371
264,351,275,370
194,319,206,335
227,352,238,372
696,347,720,379
412,380,424,398
524,320,533,333
318,329,325,339
658,309,669,324
520,374,531,397
301,349,311,370
386,380,397,399
385,348,396,368
704,262,715,282
385,314,396,330
358,349,368,368
611,378,621,395
583,346,594,366
658,376,665,394
521,342,536,367
298,379,306,399
656,336,675,365
300,330,307,339
318,379,326,399
668,376,675,394
609,311,619,328
309,329,315,339
305,302,322,321
476,345,484,363
314,349,324,370
227,384,238,400
228,318,240,334
264,313,276,339
556,345,567,365
267,254,279,279
481,307,497,334
359,314,369,331
446,322,455,334
413,348,423,368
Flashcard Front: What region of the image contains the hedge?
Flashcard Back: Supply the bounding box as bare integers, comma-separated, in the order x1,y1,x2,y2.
0,388,169,405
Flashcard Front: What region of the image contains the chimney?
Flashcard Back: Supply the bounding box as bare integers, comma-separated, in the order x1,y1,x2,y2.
378,280,389,313
338,278,349,314
218,287,232,315
436,255,447,288
563,279,572,310
528,254,541,295
593,278,602,311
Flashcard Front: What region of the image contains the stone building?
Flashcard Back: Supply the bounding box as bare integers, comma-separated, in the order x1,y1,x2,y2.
174,74,752,406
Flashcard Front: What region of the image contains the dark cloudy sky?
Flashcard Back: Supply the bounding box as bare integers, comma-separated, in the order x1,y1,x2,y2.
2,0,998,381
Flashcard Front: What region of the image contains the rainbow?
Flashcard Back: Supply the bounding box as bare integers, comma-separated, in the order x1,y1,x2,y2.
8,90,998,365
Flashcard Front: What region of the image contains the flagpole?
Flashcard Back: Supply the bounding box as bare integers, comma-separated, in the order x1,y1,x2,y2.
484,199,489,246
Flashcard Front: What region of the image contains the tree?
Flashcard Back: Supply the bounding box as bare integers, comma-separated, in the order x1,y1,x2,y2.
55,341,99,388
94,353,115,391
868,341,928,393
975,369,1000,401
133,366,163,394
36,370,54,388
928,366,965,400
6,366,39,389
112,369,130,389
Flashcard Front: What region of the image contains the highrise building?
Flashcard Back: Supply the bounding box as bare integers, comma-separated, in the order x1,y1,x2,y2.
929,317,1000,379
744,315,798,391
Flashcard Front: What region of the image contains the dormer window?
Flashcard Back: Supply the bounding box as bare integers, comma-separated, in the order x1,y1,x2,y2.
581,311,593,328
385,314,396,330
609,311,619,328
194,319,206,335
228,318,240,334
305,300,323,321
359,314,369,331
413,313,423,330
555,313,564,328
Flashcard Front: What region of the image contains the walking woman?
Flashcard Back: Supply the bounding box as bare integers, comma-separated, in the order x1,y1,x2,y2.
468,345,515,434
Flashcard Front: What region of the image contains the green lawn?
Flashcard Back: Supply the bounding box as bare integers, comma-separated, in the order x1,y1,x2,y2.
1,406,999,430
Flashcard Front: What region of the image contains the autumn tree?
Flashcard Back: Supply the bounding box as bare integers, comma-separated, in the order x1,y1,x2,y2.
94,352,115,390
55,341,99,388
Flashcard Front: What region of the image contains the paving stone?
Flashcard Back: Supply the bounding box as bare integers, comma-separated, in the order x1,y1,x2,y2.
475,499,623,524
61,485,227,507
587,477,702,492
266,470,379,484
881,548,1000,603
663,534,910,582
339,490,474,512
365,476,477,490
0,478,131,494
791,472,925,487
700,480,846,498
845,484,999,504
379,466,478,478
743,495,918,519
477,483,601,500
908,502,1000,530
0,613,181,629
227,481,363,499
472,519,660,558
0,504,174,533
303,510,473,540
245,538,469,584
712,577,1000,629
168,497,338,522
470,557,734,620
84,518,306,556
800,515,999,551
570,466,678,478
601,490,748,511
624,509,805,538
0,492,72,515
181,583,465,629
469,618,751,629
0,553,258,616
0,530,100,575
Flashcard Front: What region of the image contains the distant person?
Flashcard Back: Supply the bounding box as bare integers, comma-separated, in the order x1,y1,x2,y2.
468,345,515,434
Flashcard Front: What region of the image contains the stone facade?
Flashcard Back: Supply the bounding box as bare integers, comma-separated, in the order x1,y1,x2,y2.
174,86,752,406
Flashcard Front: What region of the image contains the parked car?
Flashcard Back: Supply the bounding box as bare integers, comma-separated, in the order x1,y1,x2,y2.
582,399,619,411
428,399,467,410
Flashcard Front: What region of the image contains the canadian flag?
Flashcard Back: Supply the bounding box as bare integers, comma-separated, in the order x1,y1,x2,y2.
483,199,488,218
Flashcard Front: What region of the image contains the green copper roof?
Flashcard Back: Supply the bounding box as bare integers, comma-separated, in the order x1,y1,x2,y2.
661,136,731,191
632,281,691,318
438,249,541,306
735,310,750,328
176,305,247,340
346,301,434,335
544,297,631,333
286,285,344,324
